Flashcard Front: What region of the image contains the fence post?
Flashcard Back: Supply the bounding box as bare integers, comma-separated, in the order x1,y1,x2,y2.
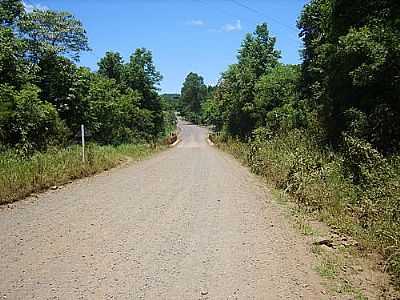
81,124,85,163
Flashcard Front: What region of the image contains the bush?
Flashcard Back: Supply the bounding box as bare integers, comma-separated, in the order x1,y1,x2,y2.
86,76,157,144
214,129,400,281
0,84,69,153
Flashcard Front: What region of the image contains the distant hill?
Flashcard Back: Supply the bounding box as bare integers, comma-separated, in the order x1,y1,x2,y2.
161,94,180,101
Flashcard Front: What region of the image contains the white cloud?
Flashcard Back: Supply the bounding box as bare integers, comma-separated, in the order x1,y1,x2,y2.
187,20,205,27
23,1,48,12
222,20,242,32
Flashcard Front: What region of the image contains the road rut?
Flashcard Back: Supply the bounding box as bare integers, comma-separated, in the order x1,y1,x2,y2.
0,122,326,299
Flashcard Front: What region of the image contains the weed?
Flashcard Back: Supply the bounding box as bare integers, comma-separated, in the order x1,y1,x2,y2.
212,130,400,284
298,219,315,236
315,256,338,279
0,143,163,204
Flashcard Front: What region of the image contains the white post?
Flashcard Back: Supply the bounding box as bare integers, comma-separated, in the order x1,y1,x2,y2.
81,124,85,163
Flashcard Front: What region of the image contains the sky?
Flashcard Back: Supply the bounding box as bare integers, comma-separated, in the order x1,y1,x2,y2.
24,0,309,94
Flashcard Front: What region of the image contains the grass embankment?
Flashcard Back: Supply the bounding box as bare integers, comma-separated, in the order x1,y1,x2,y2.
0,143,164,204
210,130,400,283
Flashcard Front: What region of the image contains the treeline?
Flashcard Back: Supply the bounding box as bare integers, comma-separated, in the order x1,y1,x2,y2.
0,0,173,154
190,1,400,281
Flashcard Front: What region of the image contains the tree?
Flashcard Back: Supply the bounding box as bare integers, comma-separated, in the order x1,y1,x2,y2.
85,75,125,144
201,97,223,131
255,64,305,134
210,23,281,138
97,51,124,84
238,23,281,78
298,0,400,153
0,84,68,152
0,26,30,88
18,9,90,61
180,72,207,122
0,0,24,27
122,48,164,136
123,48,162,96
36,55,78,113
0,3,170,152
85,75,156,144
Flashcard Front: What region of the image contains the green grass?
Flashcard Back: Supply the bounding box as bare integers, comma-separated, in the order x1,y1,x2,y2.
211,130,400,285
0,143,164,204
315,257,338,279
297,218,315,236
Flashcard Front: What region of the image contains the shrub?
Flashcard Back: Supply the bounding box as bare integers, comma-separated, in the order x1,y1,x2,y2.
0,84,69,153
214,129,400,281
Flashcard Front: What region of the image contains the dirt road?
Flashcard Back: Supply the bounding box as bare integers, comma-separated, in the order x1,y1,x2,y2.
0,122,326,299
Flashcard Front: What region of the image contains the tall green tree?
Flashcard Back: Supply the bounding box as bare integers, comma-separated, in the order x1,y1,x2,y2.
0,1,170,151
123,48,162,96
213,23,281,138
123,48,164,136
85,75,156,144
238,23,281,78
0,25,29,88
180,72,207,121
97,51,124,84
18,9,90,61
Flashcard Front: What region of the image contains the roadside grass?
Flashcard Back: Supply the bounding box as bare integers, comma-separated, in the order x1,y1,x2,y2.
0,143,164,205
314,249,346,282
271,189,317,237
315,255,338,280
210,130,400,290
271,187,369,297
313,244,370,299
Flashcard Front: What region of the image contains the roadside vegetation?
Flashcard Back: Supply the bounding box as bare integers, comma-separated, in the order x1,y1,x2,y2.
184,0,400,285
0,0,176,203
0,143,163,204
179,72,214,124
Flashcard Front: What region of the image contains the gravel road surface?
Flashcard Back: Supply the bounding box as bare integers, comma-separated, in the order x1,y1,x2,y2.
0,121,326,299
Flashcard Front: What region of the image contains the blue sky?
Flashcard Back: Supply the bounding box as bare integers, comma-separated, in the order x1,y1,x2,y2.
25,0,309,93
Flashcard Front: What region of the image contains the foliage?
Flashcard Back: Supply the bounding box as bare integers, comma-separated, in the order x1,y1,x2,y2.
122,48,164,136
0,25,32,88
86,75,157,144
0,0,173,153
37,55,82,125
18,9,90,61
201,97,224,131
206,13,400,283
254,64,306,134
123,48,162,96
0,0,23,27
237,23,281,78
0,84,68,152
203,23,281,138
213,130,400,283
97,51,124,84
298,0,400,153
161,93,180,111
0,143,163,204
180,72,207,123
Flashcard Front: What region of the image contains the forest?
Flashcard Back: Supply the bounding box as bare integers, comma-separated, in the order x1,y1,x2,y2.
0,0,175,202
180,0,400,282
0,0,175,152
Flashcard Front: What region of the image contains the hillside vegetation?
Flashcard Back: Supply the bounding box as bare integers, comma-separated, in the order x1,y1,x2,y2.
0,0,176,202
183,0,400,283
